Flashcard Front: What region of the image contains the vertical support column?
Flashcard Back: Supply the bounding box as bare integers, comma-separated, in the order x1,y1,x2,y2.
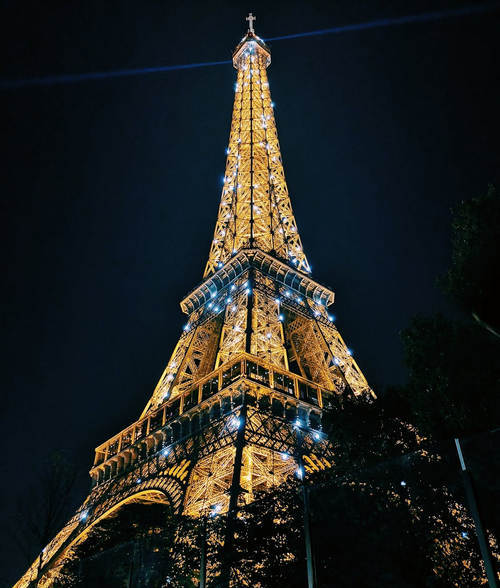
222,391,248,587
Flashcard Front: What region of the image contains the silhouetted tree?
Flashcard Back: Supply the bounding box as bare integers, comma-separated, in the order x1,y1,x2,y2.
228,483,305,587
8,451,78,587
443,184,500,335
62,501,201,587
391,185,500,439
398,314,500,439
222,399,494,587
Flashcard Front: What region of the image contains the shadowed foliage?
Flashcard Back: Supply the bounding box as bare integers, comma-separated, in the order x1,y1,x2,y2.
443,184,500,333
398,314,500,439
61,501,201,587
388,185,500,440
53,402,498,587
8,451,78,586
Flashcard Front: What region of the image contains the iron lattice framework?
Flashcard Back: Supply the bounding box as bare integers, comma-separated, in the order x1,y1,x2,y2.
14,24,374,588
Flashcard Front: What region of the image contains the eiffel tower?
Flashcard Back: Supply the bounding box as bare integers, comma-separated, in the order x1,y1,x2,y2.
15,15,374,588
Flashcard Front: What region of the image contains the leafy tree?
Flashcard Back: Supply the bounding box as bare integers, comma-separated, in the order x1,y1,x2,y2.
443,184,500,335
8,451,78,587
392,185,500,439
61,501,201,587
227,484,306,587
321,395,420,470
309,447,486,588
398,314,500,439
48,402,498,587
223,399,494,587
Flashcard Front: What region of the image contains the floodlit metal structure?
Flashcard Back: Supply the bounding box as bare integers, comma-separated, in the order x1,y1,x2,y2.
14,18,374,587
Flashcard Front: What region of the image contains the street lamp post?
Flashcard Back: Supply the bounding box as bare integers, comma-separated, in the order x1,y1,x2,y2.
296,427,316,588
455,438,498,588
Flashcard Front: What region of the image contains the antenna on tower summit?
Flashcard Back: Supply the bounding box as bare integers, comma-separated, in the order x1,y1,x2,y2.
246,12,256,33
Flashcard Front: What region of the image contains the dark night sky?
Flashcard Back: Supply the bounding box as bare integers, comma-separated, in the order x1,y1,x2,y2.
1,0,499,583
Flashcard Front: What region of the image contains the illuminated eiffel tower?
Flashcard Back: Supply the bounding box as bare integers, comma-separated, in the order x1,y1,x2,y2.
15,15,373,587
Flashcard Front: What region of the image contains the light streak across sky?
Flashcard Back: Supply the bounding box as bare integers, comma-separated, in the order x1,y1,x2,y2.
1,60,232,89
1,3,499,90
264,2,500,41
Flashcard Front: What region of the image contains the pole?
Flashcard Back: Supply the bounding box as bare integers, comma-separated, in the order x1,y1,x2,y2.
302,479,315,588
297,434,316,588
127,541,135,588
221,394,248,587
454,438,498,588
199,516,207,588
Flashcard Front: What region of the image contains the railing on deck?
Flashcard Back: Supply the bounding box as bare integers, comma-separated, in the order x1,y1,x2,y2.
93,353,341,467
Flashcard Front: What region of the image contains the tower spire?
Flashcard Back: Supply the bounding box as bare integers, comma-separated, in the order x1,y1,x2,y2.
204,22,310,277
